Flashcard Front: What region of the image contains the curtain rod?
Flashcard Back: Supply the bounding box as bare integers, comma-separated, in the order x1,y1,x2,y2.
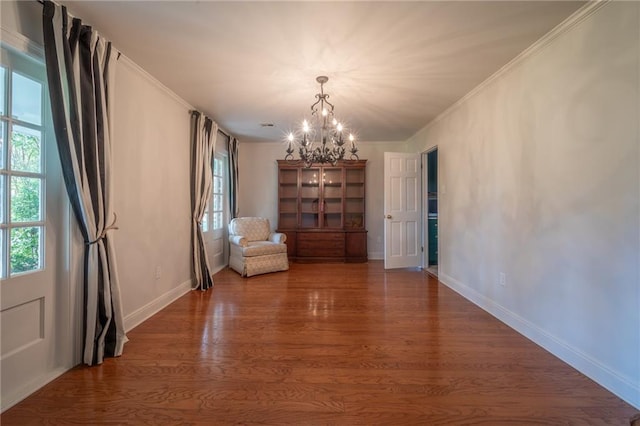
189,110,232,139
218,129,231,139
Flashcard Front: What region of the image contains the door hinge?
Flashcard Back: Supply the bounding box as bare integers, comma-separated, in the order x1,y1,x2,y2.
421,246,424,252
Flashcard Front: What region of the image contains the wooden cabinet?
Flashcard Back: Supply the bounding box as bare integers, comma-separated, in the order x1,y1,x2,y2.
277,160,367,262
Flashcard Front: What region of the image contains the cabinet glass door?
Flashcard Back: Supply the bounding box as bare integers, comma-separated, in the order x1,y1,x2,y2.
345,167,365,229
322,167,343,228
278,168,298,229
300,168,320,228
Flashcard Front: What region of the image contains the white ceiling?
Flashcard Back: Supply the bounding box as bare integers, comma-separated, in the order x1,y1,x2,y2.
63,1,584,143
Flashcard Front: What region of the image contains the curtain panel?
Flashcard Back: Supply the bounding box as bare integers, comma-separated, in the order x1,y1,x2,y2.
42,1,127,365
190,111,217,290
228,137,239,219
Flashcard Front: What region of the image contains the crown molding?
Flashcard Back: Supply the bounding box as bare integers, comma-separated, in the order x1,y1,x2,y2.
118,54,193,111
419,0,611,135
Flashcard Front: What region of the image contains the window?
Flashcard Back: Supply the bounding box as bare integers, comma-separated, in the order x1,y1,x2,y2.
201,153,226,233
212,155,224,231
0,52,46,278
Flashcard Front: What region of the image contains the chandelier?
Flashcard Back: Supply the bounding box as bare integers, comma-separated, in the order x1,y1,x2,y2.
284,76,358,167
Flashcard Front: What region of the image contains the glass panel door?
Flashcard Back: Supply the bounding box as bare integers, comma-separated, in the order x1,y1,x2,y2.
345,167,365,229
1,45,70,411
321,167,343,228
278,167,298,229
300,168,320,228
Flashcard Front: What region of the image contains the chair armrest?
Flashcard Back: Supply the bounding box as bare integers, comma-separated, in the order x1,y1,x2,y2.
269,232,287,244
229,235,248,247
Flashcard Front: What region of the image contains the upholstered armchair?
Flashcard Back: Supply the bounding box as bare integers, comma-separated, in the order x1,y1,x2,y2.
228,217,289,277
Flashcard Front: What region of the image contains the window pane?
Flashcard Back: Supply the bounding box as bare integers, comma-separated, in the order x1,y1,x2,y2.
0,174,4,223
11,125,41,172
12,72,42,126
213,194,222,211
0,120,5,169
10,226,41,274
214,158,222,175
213,176,222,194
213,212,222,230
0,66,5,116
10,176,41,222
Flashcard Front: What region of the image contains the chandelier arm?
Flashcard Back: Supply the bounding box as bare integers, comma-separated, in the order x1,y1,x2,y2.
322,95,335,112
310,94,323,114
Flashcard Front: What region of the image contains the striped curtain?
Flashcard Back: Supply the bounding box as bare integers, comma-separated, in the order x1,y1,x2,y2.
42,1,127,365
190,111,217,290
228,137,239,219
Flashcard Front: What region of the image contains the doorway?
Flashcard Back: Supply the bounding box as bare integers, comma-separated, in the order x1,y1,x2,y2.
424,148,438,277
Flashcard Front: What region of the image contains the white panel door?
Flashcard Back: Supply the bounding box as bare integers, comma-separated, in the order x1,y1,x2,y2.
384,152,421,269
0,47,70,411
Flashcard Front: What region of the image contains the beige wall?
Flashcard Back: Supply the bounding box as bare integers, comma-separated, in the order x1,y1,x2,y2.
112,58,194,325
407,2,639,408
238,140,409,259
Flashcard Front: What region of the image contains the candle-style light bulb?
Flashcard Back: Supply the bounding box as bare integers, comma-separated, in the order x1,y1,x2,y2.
337,123,343,132
303,120,309,133
284,132,295,160
332,118,338,126
322,108,328,117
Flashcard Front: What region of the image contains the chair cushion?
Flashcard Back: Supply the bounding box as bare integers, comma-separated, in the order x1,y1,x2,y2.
241,241,288,257
229,217,271,242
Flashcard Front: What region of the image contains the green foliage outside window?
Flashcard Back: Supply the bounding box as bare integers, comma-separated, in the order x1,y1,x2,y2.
11,126,41,172
10,227,40,273
8,130,42,274
11,177,40,222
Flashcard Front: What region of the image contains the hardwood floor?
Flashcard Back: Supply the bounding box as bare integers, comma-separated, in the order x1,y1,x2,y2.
2,261,636,425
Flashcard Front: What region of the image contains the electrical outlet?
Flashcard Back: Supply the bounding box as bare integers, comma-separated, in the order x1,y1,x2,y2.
499,272,506,287
155,266,162,280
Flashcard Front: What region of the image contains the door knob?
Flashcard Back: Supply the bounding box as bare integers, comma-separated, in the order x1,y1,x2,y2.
385,215,392,219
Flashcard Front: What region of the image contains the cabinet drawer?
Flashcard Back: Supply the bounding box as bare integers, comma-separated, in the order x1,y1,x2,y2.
297,232,343,242
298,247,345,257
298,239,344,249
297,232,345,257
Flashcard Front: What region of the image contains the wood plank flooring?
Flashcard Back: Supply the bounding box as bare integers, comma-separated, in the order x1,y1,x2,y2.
2,261,636,425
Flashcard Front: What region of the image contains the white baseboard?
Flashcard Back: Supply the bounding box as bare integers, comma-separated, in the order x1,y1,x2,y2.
439,272,640,410
1,366,70,413
124,279,193,332
368,251,383,260
211,264,227,275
